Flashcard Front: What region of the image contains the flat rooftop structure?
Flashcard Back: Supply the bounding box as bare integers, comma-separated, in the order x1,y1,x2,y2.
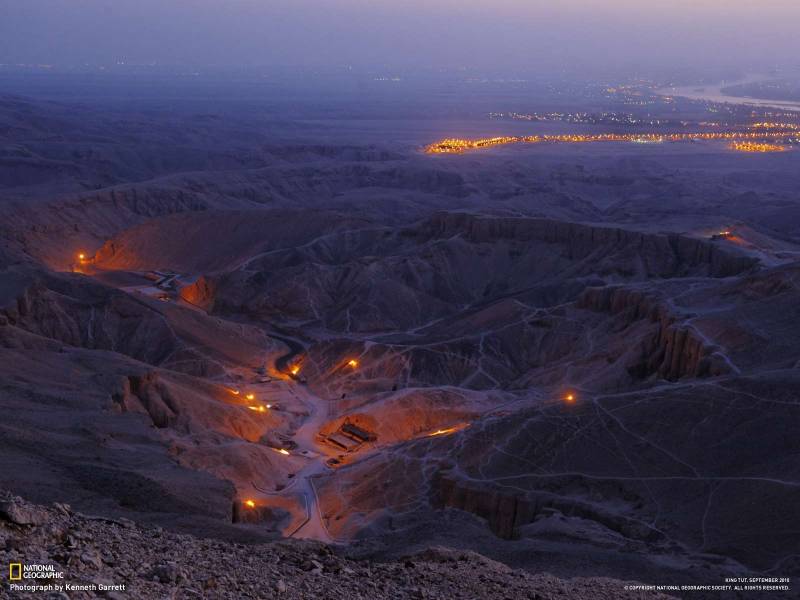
342,422,377,443
325,433,360,452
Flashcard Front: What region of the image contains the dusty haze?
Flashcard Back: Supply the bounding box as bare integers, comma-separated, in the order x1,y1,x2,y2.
1,0,799,72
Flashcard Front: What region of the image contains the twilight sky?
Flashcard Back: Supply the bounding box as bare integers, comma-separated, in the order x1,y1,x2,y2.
1,0,798,72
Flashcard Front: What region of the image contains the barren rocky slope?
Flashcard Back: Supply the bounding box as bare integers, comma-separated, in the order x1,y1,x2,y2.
0,492,675,599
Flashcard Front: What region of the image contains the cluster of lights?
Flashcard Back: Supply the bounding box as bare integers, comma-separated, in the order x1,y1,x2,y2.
229,388,270,412
729,142,787,153
751,122,798,130
490,111,669,127
426,128,797,154
630,136,664,144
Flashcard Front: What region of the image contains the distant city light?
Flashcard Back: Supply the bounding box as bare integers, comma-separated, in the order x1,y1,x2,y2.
426,126,797,154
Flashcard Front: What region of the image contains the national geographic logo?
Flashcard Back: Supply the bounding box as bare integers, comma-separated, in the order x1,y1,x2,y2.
6,562,64,580
7,561,75,596
6,561,125,595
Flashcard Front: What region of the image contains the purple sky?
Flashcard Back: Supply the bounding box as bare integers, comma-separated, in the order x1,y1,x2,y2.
1,0,798,72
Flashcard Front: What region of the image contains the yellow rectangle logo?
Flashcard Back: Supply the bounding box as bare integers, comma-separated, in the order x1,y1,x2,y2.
9,563,22,581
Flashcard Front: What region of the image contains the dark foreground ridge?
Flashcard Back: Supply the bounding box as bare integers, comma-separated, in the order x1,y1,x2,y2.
0,491,674,600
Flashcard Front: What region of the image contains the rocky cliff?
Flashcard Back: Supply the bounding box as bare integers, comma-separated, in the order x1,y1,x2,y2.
577,285,735,380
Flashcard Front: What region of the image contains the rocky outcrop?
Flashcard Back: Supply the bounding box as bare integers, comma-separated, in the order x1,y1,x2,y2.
0,267,247,378
419,213,758,279
185,212,759,336
0,185,214,270
0,162,472,270
578,285,735,380
434,472,664,544
0,497,48,527
1,270,179,366
113,372,179,429
178,275,217,311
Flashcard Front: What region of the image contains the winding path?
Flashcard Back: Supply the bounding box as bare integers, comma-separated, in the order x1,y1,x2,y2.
263,331,335,542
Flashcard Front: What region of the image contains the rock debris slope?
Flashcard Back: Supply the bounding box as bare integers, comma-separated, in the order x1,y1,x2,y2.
0,492,676,600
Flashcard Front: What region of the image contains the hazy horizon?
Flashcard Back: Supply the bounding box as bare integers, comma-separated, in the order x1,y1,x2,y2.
2,0,799,74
